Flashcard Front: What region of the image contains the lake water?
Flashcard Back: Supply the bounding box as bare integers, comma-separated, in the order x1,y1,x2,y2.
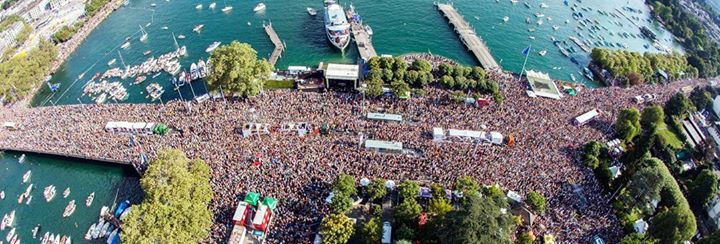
32,0,680,106
0,151,141,243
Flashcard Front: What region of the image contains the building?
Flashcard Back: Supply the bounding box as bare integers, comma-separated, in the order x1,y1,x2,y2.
707,196,720,230
0,21,24,54
319,62,360,90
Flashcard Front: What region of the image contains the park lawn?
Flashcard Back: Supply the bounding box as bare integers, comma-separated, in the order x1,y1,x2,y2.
657,122,684,150
264,79,294,90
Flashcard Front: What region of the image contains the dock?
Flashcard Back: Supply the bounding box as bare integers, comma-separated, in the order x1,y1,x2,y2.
263,23,285,67
436,3,500,70
345,6,377,61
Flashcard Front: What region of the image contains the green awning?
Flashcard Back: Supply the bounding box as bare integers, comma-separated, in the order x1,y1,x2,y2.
244,192,260,206
262,197,278,211
153,123,168,135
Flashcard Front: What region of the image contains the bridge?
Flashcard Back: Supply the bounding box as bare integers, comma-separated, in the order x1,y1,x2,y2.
436,3,500,70
263,23,285,67
1,147,143,175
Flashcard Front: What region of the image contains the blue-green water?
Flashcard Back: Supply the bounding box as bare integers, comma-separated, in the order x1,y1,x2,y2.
32,0,680,106
0,152,140,242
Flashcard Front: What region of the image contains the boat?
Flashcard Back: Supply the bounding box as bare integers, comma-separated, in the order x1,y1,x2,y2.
50,234,56,244
146,83,165,101
535,12,545,18
177,34,185,40
85,224,96,240
190,63,199,80
195,3,202,9
209,2,216,9
86,192,95,207
22,170,31,183
99,222,110,238
32,225,40,239
364,25,373,35
570,73,577,82
6,228,15,242
43,232,49,243
63,188,70,198
121,42,130,49
18,193,24,204
152,72,162,79
540,3,549,8
119,206,132,221
524,2,530,8
100,206,109,217
143,50,152,56
307,7,317,16
324,2,351,50
205,41,221,53
134,76,147,85
222,3,233,13
253,3,266,12
44,185,56,202
123,0,129,6
107,59,116,66
553,25,559,30
539,50,547,56
150,3,156,7
583,67,594,80
198,59,208,77
63,200,77,217
139,25,148,42
510,0,518,4
161,26,168,30
115,200,131,217
1,191,4,200
106,229,119,244
537,19,543,25
193,24,204,33
26,195,32,205
529,36,535,40
18,154,25,163
1,211,14,231
54,234,61,244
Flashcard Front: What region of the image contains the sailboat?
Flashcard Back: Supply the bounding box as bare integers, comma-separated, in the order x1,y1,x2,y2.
172,32,187,56
221,0,232,12
195,3,203,9
139,25,148,42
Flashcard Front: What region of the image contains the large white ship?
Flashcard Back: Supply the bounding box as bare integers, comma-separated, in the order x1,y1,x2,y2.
324,1,350,50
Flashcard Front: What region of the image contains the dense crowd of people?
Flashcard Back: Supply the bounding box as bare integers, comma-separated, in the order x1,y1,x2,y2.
0,67,707,243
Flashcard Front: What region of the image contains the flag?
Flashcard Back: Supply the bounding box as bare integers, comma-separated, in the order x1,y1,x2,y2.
521,46,531,57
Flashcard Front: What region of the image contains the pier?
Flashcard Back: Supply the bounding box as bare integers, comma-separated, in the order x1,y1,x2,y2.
263,23,285,67
350,22,377,61
0,147,142,175
436,3,500,70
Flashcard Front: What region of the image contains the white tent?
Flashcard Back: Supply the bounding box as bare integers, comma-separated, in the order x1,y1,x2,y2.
489,132,504,145
433,128,445,141
506,190,523,203
633,219,648,235
385,180,396,190
360,178,370,186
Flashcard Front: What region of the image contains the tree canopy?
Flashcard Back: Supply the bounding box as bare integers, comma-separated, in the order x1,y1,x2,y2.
367,178,388,201
0,40,57,102
640,105,665,129
333,173,356,196
437,194,516,243
361,217,382,244
616,108,642,142
525,191,546,214
664,92,694,118
590,48,696,85
688,169,718,210
648,206,696,242
207,41,271,97
122,148,214,243
320,213,355,244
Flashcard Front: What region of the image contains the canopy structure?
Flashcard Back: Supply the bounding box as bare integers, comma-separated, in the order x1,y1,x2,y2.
245,192,260,206
365,139,403,151
106,121,158,135
366,113,402,122
262,197,278,211
322,63,360,90
574,109,600,126
360,178,370,186
153,123,168,135
526,70,562,100
433,128,445,141
385,180,396,190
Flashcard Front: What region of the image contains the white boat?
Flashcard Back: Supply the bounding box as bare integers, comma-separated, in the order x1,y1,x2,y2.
534,12,545,18
54,234,60,244
86,192,95,207
44,185,56,202
63,200,76,217
120,42,130,49
253,3,266,12
99,223,110,238
63,188,70,198
364,25,373,35
104,227,114,238
92,220,104,239
324,2,351,50
119,206,132,221
1,191,4,200
161,26,168,30
43,232,49,243
17,193,23,204
32,225,39,239
193,24,204,33
66,236,72,244
553,25,559,30
510,0,518,4
540,3,549,8
22,170,31,183
307,7,317,16
222,6,232,12
107,59,116,66
537,19,543,25
18,154,25,163
539,50,547,56
195,3,202,9
100,206,109,217
26,195,32,205
209,2,216,9
6,228,15,242
1,211,15,230
106,229,118,244
139,25,148,42
177,34,186,40
205,41,221,53
85,224,95,240
49,234,55,244
503,16,509,22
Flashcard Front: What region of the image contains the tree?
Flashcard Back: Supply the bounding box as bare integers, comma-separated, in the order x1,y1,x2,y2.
698,230,720,244
396,224,416,241
368,179,387,201
391,80,410,98
688,169,718,209
330,191,353,214
333,173,356,196
0,40,57,102
320,213,355,244
516,232,534,244
624,164,664,214
437,194,516,243
431,183,445,199
690,88,712,110
52,25,76,43
471,66,486,80
367,57,381,70
361,217,382,244
439,63,454,76
382,69,394,82
525,191,546,214
428,197,453,217
648,207,696,243
380,56,395,70
393,57,408,71
207,41,271,97
411,59,432,73
365,78,384,98
455,176,479,196
616,108,642,142
627,72,644,86
394,199,422,223
620,233,645,244
440,75,455,89
641,105,665,129
122,149,214,243
398,180,420,201
665,92,694,118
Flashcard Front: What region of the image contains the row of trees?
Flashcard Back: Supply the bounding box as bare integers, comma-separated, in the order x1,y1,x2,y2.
122,149,214,243
364,56,433,98
0,40,57,102
85,0,111,16
650,0,720,77
438,63,504,104
590,48,696,86
52,24,81,44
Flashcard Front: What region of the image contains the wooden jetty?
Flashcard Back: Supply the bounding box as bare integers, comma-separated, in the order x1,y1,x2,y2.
436,3,500,70
346,6,377,61
263,23,285,67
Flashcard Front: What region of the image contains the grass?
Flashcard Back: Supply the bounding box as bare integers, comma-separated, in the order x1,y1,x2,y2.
657,122,684,149
264,79,294,90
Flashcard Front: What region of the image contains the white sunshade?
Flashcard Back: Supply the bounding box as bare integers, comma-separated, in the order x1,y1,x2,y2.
448,129,485,139
360,178,370,186
385,180,395,190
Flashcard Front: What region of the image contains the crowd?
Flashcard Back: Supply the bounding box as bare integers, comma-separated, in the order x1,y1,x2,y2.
0,66,707,243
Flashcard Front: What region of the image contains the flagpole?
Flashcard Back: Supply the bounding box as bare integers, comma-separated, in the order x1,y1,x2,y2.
518,45,532,83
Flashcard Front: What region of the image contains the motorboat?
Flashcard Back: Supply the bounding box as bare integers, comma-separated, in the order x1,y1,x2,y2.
139,25,148,42
44,185,56,202
222,6,232,12
107,58,116,66
534,12,545,18
134,76,147,85
161,26,168,30
253,3,266,12
324,2,351,50
119,206,132,221
209,2,216,9
96,93,107,104
6,227,15,242
63,187,70,198
22,170,31,183
177,34,185,40
121,42,130,49
99,222,111,238
143,50,152,55
539,50,547,56
18,154,25,163
85,223,96,240
32,225,40,239
1,211,15,230
364,25,373,35
63,200,77,217
193,24,204,33
86,192,95,207
107,229,119,244
307,7,317,16
540,3,549,8
206,41,221,53
553,25,559,30
26,195,32,205
1,191,4,200
503,16,509,22
115,200,131,217
195,3,202,9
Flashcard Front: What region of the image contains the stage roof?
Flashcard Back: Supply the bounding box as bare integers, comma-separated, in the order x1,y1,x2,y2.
527,70,562,100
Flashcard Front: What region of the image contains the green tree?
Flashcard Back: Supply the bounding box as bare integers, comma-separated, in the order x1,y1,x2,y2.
455,176,479,196
362,217,382,244
365,78,384,98
393,57,408,71
320,213,355,244
330,191,353,214
86,0,110,16
438,194,516,243
0,40,57,102
380,56,395,70
525,191,546,214
333,173,356,196
207,41,271,97
439,63,454,76
698,230,720,244
367,57,381,70
616,108,642,142
398,180,420,201
624,163,664,214
411,59,432,73
51,25,76,43
428,197,453,217
368,179,388,201
396,224,416,241
619,233,645,244
648,207,696,243
471,66,486,80
688,169,718,209
516,232,534,244
440,75,455,88
690,88,712,110
641,105,665,129
394,199,422,223
391,80,410,98
431,183,445,199
665,92,694,118
122,149,213,243
381,69,394,82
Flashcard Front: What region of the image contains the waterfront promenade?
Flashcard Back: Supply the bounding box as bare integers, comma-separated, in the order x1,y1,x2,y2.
0,71,706,242
437,3,500,70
